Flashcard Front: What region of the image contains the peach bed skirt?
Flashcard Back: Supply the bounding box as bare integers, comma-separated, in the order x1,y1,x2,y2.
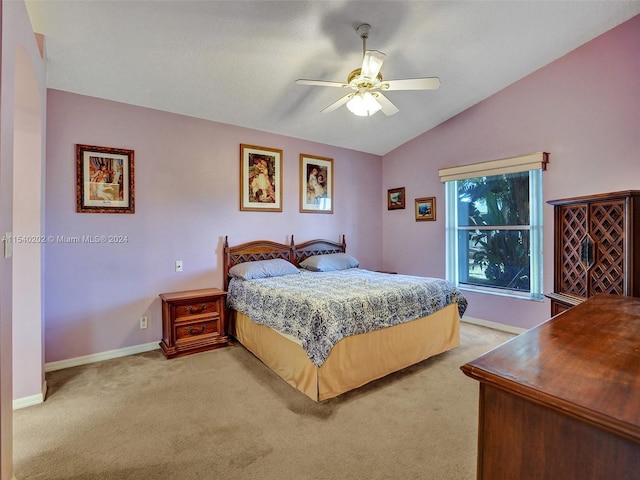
232,303,460,401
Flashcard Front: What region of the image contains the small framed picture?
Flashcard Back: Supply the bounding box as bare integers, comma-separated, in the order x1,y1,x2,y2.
415,196,436,221
300,153,333,213
387,187,405,210
240,144,283,212
76,144,134,214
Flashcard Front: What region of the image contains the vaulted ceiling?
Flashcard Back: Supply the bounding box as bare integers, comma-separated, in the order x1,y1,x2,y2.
26,1,640,155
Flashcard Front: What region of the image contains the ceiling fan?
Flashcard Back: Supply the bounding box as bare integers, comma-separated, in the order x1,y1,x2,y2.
295,23,440,117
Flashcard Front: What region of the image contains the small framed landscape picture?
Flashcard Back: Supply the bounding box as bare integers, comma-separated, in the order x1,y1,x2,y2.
76,144,135,214
387,187,405,210
415,196,436,221
300,153,333,213
240,144,283,212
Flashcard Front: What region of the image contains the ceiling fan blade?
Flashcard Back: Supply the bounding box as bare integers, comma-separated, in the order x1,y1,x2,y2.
381,77,441,91
373,92,399,116
295,79,348,88
361,50,386,79
321,93,354,113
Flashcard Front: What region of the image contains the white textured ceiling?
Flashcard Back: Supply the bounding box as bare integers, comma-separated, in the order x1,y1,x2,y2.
25,1,640,155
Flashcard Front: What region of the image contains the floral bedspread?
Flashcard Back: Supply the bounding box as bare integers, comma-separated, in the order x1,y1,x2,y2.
227,268,468,367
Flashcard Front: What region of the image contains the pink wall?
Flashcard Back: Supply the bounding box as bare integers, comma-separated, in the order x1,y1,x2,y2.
1,0,47,476
12,50,45,402
382,14,640,330
44,91,382,362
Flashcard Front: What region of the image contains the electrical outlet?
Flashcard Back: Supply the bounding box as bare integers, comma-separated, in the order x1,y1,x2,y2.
140,316,148,329
175,260,183,272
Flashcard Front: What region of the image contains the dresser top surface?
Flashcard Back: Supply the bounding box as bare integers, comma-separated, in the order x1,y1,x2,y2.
462,294,640,439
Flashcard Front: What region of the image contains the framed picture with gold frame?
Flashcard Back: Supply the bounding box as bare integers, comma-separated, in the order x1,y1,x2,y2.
387,187,405,210
76,144,134,214
300,153,333,213
240,144,283,212
415,196,436,221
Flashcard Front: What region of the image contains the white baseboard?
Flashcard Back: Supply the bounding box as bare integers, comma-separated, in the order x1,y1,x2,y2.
44,341,160,373
13,380,47,410
462,316,526,335
13,343,160,409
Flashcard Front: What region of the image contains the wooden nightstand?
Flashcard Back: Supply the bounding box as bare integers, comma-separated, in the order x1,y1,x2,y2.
159,288,229,359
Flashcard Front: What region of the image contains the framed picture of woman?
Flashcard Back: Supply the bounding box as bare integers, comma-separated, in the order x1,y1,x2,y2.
240,144,283,212
300,154,333,213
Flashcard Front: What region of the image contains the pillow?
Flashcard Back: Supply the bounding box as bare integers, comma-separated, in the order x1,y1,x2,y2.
229,258,299,280
299,253,359,272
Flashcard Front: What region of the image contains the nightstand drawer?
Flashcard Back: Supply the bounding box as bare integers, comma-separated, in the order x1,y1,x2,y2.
175,318,220,343
174,300,220,320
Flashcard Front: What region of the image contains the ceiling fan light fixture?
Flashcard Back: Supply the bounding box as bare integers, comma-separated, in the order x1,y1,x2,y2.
346,91,382,116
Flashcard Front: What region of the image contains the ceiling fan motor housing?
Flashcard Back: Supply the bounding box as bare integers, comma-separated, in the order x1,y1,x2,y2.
348,68,383,86
356,23,371,39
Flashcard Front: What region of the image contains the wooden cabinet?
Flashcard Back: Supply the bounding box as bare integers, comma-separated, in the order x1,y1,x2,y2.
547,190,640,313
461,295,640,480
159,288,229,358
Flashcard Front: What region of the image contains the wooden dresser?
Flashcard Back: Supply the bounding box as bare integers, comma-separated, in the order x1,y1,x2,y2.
547,190,640,315
461,294,640,479
159,288,229,358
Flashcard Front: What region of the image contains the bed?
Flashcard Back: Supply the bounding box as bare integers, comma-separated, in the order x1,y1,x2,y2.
223,235,467,401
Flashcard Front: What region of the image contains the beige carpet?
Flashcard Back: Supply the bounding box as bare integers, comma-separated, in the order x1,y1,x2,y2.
13,323,512,480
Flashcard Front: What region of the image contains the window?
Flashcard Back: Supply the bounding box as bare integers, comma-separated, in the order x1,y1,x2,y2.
440,153,547,300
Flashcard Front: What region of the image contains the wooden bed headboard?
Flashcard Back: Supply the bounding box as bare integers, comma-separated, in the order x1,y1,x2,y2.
222,235,347,290
292,235,346,265
223,237,293,290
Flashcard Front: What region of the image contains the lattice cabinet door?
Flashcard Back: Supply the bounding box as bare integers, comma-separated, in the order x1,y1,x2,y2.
557,203,589,299
589,200,626,296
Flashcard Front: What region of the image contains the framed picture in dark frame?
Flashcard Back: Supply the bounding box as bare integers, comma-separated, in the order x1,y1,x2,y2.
387,187,405,210
76,144,134,214
415,196,436,221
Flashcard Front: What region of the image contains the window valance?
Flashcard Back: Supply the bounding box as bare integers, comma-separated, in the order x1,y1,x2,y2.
438,152,548,183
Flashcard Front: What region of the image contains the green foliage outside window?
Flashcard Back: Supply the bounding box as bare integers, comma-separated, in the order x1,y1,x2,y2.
458,172,531,291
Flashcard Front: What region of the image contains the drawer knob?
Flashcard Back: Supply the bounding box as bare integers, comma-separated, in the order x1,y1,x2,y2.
187,303,207,314
187,325,206,335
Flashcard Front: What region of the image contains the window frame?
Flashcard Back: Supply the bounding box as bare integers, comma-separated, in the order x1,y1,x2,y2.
442,154,546,301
